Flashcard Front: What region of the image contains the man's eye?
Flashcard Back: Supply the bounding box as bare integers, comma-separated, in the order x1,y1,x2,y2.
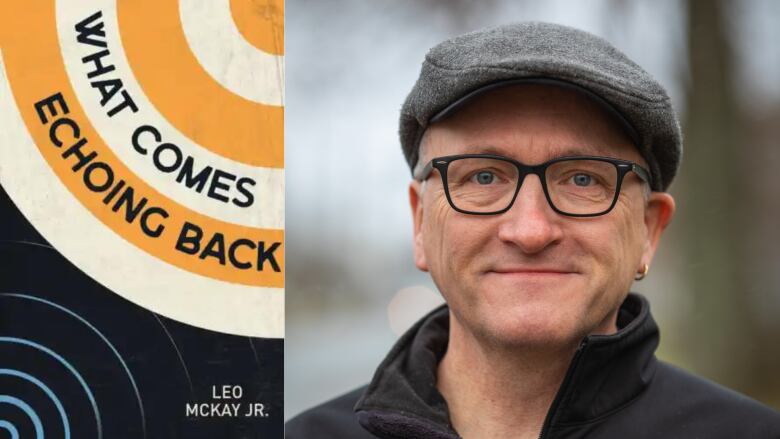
472,171,496,185
572,173,594,187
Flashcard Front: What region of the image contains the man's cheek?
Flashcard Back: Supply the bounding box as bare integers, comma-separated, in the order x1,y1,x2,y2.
427,193,451,222
428,202,455,248
614,198,646,246
420,219,448,276
615,212,645,263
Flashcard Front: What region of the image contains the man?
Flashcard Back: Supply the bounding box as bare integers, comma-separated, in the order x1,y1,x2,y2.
286,22,780,438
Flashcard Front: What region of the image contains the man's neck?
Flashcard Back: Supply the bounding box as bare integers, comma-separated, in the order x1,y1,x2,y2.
436,314,585,439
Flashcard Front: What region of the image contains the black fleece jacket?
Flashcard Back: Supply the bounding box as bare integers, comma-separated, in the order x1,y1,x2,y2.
286,294,780,438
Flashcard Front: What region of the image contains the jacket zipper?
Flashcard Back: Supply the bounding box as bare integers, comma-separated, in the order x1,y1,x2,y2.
537,339,589,439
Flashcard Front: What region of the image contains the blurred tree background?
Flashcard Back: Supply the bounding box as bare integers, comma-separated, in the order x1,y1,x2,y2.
286,0,780,418
677,0,780,403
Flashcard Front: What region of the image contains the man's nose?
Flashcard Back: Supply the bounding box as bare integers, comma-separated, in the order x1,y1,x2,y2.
496,174,563,254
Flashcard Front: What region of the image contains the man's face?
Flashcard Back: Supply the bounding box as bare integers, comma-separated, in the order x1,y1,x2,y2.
410,84,674,347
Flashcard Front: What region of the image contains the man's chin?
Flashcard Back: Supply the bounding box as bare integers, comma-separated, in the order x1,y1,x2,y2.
478,274,584,312
469,307,585,349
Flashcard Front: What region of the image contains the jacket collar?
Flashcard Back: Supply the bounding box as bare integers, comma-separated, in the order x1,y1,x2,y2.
354,293,659,439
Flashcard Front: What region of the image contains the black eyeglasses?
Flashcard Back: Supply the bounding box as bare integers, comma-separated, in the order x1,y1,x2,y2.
414,154,652,217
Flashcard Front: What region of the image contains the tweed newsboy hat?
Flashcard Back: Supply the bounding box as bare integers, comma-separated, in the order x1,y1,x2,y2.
400,22,682,191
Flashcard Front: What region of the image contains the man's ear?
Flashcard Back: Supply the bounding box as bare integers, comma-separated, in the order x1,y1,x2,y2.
641,192,675,269
409,180,428,272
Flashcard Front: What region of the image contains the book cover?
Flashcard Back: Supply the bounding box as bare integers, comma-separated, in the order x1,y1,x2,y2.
0,1,284,437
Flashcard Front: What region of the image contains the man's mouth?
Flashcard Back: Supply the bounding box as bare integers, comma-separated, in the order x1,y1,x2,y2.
486,267,579,277
490,266,576,273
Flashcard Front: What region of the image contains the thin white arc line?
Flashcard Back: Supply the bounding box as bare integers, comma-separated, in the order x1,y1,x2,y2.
151,313,194,396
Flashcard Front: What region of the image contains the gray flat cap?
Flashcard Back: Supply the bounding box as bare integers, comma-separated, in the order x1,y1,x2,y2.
400,22,682,191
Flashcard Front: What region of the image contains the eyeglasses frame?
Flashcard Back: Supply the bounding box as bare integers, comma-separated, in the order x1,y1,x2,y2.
414,153,652,217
